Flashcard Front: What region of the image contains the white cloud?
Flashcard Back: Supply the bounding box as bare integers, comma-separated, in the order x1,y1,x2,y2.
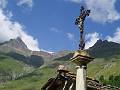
107,27,120,43
40,49,54,54
85,0,120,23
0,0,39,51
0,0,33,9
85,32,100,49
0,9,40,51
17,0,33,8
66,33,75,41
66,0,120,23
66,32,100,49
65,0,82,3
50,27,60,33
0,0,7,8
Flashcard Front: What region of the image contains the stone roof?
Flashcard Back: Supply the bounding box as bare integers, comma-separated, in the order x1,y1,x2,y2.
41,70,120,90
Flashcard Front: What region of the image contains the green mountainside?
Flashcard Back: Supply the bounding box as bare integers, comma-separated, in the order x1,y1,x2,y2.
89,39,120,58
0,54,34,83
0,39,120,90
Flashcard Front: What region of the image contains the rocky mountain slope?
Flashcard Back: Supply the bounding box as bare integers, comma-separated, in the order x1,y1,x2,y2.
0,38,51,84
89,39,120,58
0,38,53,67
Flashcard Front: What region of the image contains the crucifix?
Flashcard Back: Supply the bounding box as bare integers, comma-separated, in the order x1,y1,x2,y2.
71,6,93,90
75,6,90,50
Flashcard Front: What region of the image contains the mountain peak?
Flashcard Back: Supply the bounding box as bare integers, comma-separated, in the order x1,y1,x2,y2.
15,37,23,42
92,39,120,48
93,39,106,47
2,37,28,51
89,39,120,58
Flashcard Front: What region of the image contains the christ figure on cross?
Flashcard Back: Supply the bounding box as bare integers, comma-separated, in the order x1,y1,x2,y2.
75,6,90,50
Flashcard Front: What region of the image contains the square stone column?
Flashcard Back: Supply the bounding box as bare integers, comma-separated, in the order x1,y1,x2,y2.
71,50,94,90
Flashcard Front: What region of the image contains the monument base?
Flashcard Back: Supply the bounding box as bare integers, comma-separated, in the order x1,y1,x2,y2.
71,50,94,90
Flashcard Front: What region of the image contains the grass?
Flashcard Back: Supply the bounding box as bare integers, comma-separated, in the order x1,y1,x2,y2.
1,54,120,90
87,56,120,80
0,55,23,72
0,54,34,82
0,66,56,90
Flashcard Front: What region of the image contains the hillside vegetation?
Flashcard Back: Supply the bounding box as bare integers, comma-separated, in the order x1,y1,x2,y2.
0,54,34,83
0,39,120,89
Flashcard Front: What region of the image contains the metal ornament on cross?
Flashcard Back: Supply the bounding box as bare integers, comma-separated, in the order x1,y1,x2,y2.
75,6,90,50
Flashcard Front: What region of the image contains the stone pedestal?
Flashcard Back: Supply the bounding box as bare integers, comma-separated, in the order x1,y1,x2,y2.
76,66,86,90
71,50,94,90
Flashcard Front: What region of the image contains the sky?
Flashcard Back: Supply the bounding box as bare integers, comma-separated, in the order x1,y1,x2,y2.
0,0,120,53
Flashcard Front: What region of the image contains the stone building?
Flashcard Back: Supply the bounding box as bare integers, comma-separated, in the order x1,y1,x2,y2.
41,68,120,90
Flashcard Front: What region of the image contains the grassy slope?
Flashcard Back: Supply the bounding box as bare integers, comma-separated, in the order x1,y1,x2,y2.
0,54,34,84
0,58,75,90
0,66,56,90
1,54,120,90
0,54,26,72
88,56,120,80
